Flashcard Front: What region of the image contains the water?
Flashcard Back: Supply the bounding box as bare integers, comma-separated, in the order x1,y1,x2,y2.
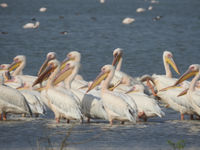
0,0,200,149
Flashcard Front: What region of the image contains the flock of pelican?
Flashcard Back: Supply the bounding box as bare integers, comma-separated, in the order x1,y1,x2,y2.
0,49,200,125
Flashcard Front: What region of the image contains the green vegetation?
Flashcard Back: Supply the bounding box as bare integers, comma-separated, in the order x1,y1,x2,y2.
167,140,186,150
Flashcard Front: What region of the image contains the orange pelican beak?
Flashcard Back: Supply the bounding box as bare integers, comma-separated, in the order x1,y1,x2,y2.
86,70,109,93
8,60,22,72
53,63,74,86
32,64,56,87
177,88,189,97
165,56,180,75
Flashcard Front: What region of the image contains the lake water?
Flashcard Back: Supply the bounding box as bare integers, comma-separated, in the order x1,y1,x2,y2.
0,0,200,149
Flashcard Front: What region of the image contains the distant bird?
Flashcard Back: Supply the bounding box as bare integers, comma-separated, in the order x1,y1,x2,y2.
136,8,146,13
23,21,40,29
100,0,105,3
60,31,67,35
39,7,47,12
122,17,135,24
151,0,159,4
153,16,162,21
148,6,153,10
0,3,8,8
59,16,64,19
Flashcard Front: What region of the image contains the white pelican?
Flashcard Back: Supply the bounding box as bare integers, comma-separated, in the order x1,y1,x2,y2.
0,73,32,120
112,48,140,86
0,3,8,8
32,59,82,123
142,76,194,120
0,64,10,75
87,65,138,125
173,64,200,116
55,61,108,122
148,6,153,11
8,55,37,84
2,71,46,117
143,51,181,92
39,7,47,12
60,51,88,89
125,84,165,121
23,21,40,29
136,8,146,13
122,17,135,24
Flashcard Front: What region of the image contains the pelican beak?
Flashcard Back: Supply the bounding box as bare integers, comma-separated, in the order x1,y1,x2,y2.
125,86,137,94
177,88,189,97
112,53,122,66
174,68,198,86
38,57,54,76
32,64,56,87
60,57,71,71
86,71,109,93
78,84,89,89
53,63,73,86
108,79,122,91
159,85,181,92
8,60,22,72
165,56,180,75
34,87,46,92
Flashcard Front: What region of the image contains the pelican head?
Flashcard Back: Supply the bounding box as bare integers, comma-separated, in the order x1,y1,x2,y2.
163,51,180,75
112,48,123,66
61,51,81,70
174,64,200,86
33,59,59,87
125,84,144,94
37,52,56,76
86,65,114,93
8,55,26,72
53,61,78,86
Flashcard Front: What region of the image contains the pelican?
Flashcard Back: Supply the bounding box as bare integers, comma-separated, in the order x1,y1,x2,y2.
2,71,46,116
32,59,82,123
112,48,140,86
0,64,10,75
125,84,165,121
0,3,8,8
142,77,194,120
55,61,108,122
136,8,146,13
142,51,182,93
122,17,135,24
87,65,138,125
61,51,88,89
8,55,37,84
0,73,32,120
173,64,200,116
23,21,40,29
39,7,47,12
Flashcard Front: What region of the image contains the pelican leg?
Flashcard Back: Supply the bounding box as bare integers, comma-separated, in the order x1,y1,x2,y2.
3,112,7,121
146,79,157,96
109,119,113,126
87,117,90,123
56,118,60,123
143,117,147,122
67,119,70,124
0,113,2,120
190,115,194,120
121,121,125,124
181,113,184,120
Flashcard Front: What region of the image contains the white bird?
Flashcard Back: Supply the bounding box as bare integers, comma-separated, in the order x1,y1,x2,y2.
136,8,146,13
173,64,200,117
148,6,153,10
54,60,108,122
122,17,135,24
39,7,47,12
0,73,32,120
125,84,165,121
87,65,138,126
8,55,37,85
32,59,83,123
0,64,10,75
23,21,40,29
0,3,8,8
143,51,181,92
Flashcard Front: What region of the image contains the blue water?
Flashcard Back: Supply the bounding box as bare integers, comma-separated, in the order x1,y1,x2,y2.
0,0,200,149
